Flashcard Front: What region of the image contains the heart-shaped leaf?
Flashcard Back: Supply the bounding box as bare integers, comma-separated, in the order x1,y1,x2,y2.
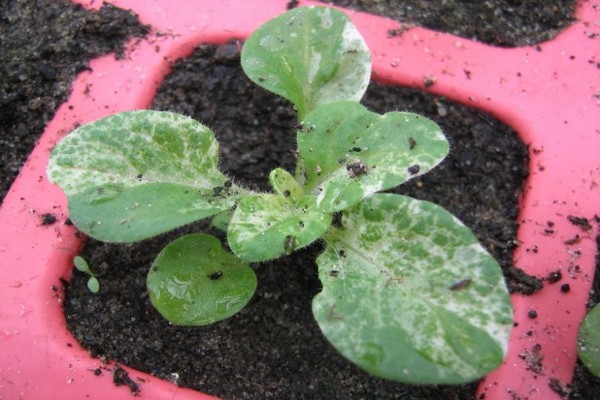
227,193,331,262
147,233,257,326
313,193,512,384
48,111,241,242
241,6,371,119
298,101,449,212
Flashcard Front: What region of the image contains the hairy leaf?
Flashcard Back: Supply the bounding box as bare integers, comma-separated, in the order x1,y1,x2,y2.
578,304,600,377
228,193,331,262
298,101,449,212
241,6,371,119
48,111,241,242
147,233,257,326
313,193,512,384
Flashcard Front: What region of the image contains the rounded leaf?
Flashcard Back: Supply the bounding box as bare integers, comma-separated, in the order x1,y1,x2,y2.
48,111,239,242
87,277,100,294
242,6,371,119
147,233,257,326
299,101,449,212
313,193,512,384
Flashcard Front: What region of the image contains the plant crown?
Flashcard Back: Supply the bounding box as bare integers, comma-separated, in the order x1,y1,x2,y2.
48,6,512,384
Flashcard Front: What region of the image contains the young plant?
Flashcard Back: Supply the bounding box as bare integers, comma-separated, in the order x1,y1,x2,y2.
73,256,100,293
47,6,512,384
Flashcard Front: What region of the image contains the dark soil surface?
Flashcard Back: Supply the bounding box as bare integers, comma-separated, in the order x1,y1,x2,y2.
2,0,597,399
323,0,576,47
0,0,149,202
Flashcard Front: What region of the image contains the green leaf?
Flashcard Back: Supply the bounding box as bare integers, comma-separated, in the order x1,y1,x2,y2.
147,233,257,326
73,256,92,274
74,256,100,293
48,111,241,242
227,193,331,262
298,101,449,212
313,193,512,384
87,277,100,294
210,210,234,233
241,6,371,119
578,304,600,377
269,168,303,201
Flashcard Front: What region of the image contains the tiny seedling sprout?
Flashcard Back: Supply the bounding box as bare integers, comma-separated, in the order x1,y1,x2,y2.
48,6,512,385
73,255,100,293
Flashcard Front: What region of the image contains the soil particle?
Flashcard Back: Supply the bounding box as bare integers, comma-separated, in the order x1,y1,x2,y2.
507,265,544,295
567,215,593,232
113,364,141,396
40,212,57,225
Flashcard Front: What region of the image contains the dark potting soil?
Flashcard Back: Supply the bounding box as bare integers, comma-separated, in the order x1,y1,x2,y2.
0,0,149,202
2,0,597,399
324,0,576,47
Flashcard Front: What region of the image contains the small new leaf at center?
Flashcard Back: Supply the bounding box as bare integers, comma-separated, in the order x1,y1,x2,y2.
227,193,331,262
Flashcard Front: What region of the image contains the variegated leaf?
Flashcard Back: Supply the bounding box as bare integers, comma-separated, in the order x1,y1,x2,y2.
48,111,241,242
241,6,371,119
227,193,331,262
298,101,449,212
313,193,512,384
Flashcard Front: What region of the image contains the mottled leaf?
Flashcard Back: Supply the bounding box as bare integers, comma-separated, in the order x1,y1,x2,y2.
228,193,331,262
269,168,303,200
313,193,512,384
298,101,449,212
48,111,241,242
147,233,257,326
578,304,600,377
241,6,371,119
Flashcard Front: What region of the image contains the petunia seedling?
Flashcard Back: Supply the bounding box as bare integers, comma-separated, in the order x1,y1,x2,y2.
48,6,512,385
73,255,100,293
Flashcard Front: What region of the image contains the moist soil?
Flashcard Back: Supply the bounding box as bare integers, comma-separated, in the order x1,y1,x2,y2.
2,0,599,399
0,0,149,201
